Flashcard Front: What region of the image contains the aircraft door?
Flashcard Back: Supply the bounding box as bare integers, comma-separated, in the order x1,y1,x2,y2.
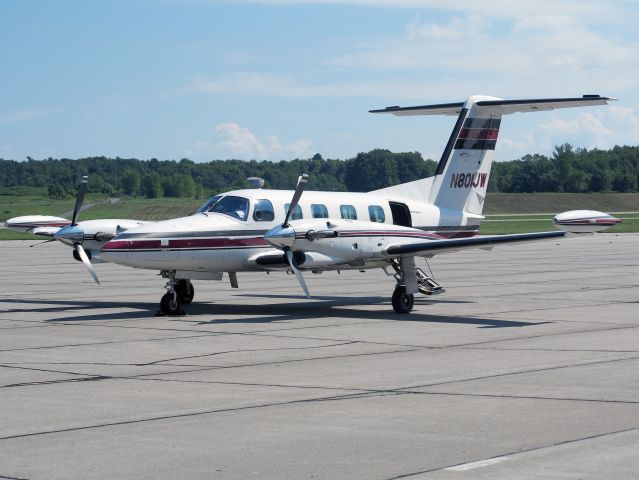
389,202,412,227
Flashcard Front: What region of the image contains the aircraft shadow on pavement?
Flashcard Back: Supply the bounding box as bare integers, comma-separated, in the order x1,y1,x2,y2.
0,296,550,329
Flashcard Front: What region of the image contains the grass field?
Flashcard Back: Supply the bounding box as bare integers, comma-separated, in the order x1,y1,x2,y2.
1,191,638,239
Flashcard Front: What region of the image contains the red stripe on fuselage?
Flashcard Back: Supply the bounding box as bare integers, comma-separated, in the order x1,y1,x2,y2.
102,236,270,251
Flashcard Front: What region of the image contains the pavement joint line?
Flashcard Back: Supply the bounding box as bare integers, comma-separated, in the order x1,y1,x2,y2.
131,340,361,366
0,474,31,480
384,425,639,479
401,390,639,405
393,353,639,391
0,389,404,442
0,332,222,353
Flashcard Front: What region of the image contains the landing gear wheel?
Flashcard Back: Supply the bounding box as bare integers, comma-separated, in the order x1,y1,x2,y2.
175,280,195,304
73,248,91,262
392,286,414,314
160,292,182,316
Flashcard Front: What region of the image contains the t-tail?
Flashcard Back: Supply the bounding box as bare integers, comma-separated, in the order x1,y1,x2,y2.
370,94,615,220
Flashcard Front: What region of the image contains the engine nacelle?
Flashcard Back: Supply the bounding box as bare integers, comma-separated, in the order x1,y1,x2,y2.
553,210,621,233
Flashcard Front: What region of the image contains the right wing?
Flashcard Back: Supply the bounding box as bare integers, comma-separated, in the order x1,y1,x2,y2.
385,231,566,257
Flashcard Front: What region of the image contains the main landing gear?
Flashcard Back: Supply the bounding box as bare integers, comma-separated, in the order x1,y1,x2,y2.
159,271,195,316
390,258,445,314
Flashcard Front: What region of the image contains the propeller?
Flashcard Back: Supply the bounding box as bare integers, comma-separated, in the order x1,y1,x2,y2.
75,244,101,285
71,176,88,226
286,250,309,298
53,175,100,285
264,174,310,297
283,174,308,227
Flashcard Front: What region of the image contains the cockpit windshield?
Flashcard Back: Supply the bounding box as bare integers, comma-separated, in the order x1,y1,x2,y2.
199,195,249,221
197,195,222,213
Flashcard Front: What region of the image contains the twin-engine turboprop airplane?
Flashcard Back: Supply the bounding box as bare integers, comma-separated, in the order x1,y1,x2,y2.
96,94,614,315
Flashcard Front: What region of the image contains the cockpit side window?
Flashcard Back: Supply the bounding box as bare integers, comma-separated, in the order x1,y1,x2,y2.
253,199,275,221
284,203,303,220
197,195,221,213
208,195,250,221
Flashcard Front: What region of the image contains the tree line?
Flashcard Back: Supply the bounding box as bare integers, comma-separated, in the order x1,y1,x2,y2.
0,144,638,199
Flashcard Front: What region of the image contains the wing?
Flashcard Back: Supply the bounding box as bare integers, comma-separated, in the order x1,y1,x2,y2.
30,226,61,237
385,231,565,257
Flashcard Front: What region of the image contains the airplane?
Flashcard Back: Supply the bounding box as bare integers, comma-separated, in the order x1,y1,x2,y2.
5,177,150,283
89,94,616,315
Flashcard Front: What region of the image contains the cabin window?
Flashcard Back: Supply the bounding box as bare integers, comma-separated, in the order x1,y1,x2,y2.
197,195,221,213
340,205,357,220
311,204,328,218
284,203,303,220
253,199,275,222
368,205,385,223
208,195,249,221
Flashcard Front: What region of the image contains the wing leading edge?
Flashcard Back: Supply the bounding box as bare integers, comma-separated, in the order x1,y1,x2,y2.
386,231,566,257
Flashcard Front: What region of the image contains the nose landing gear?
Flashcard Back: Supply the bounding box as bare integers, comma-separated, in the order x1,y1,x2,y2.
158,271,194,316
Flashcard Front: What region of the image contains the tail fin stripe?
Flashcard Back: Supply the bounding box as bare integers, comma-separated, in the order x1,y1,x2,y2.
463,117,501,129
435,107,468,175
458,127,499,140
454,139,497,150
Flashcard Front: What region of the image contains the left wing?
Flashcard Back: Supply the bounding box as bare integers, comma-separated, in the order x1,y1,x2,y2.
31,226,61,237
385,231,565,257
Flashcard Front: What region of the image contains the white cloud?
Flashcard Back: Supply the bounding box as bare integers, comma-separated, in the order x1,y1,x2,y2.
186,122,312,160
328,12,639,94
538,107,639,150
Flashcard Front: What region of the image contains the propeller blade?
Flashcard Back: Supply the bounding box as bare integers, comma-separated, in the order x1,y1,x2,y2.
71,176,89,226
283,174,308,227
74,244,101,285
286,249,310,298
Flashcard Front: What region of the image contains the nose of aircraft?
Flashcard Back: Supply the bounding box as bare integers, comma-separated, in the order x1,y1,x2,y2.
264,225,295,249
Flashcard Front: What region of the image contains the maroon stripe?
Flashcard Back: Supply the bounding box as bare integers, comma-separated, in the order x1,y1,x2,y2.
458,128,499,140
103,237,270,251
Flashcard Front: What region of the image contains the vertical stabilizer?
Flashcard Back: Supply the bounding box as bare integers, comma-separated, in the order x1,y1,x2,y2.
369,94,614,217
429,95,501,215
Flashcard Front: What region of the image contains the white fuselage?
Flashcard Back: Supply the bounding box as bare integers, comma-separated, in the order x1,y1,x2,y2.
100,188,481,273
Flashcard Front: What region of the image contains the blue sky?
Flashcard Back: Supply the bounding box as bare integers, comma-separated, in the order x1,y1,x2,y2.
1,0,638,163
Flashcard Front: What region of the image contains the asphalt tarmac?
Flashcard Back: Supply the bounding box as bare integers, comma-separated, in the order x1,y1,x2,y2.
1,234,638,479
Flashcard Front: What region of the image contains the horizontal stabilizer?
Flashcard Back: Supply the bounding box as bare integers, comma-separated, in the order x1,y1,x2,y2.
369,102,464,116
370,95,615,116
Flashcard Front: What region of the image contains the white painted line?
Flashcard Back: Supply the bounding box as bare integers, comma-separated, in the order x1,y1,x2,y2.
445,456,508,471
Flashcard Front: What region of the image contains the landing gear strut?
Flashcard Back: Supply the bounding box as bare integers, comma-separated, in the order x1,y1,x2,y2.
390,257,418,314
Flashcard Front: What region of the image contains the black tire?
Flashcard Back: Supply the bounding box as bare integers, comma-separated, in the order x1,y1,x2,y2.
392,286,414,314
72,248,91,262
160,292,181,315
176,280,195,304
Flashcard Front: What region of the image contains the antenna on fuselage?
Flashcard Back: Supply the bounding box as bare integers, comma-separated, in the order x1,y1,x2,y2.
246,177,265,189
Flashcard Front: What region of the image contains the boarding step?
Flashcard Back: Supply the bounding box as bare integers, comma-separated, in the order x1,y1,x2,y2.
416,267,446,295
390,260,446,296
